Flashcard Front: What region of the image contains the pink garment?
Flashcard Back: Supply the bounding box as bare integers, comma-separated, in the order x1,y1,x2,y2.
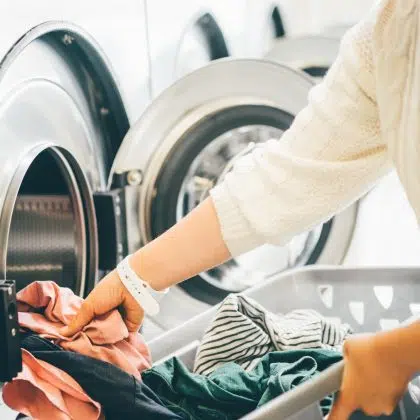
3,350,103,420
3,281,152,420
17,281,151,376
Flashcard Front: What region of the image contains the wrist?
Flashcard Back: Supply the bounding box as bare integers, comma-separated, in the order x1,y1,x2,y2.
128,249,167,292
116,255,168,316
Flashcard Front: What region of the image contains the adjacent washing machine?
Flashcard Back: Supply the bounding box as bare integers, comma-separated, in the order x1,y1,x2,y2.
145,0,247,98
243,0,287,57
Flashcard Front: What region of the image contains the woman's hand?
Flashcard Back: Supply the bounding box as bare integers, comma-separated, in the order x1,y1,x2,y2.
60,270,144,336
329,332,413,419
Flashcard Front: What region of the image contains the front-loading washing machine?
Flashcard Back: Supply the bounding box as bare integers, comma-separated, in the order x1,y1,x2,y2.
0,0,152,297
243,0,286,57
145,0,248,98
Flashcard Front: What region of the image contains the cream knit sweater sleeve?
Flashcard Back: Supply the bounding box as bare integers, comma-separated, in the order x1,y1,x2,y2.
210,7,392,258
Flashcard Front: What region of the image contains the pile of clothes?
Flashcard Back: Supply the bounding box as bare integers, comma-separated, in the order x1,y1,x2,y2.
4,282,352,419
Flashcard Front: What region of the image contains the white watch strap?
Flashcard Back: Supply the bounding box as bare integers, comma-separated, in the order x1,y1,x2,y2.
116,256,168,316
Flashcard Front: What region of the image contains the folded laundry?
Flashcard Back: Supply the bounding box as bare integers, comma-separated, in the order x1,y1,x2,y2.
3,333,181,420
16,281,151,377
143,349,342,420
194,294,352,376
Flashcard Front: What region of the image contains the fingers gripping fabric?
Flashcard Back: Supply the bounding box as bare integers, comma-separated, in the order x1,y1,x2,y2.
193,294,352,376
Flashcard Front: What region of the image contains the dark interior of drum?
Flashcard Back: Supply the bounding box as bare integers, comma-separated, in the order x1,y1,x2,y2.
6,148,86,295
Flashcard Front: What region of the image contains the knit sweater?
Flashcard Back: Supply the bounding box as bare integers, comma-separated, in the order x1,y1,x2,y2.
210,0,419,258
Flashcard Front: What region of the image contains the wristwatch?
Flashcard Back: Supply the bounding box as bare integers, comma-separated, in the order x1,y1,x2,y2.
116,255,168,316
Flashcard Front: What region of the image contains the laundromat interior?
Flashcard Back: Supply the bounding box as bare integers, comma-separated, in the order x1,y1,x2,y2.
2,1,420,419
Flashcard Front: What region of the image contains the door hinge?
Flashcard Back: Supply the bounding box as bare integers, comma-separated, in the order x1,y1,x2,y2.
93,189,129,271
111,170,143,189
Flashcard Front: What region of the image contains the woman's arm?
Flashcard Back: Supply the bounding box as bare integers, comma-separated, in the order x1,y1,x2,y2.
133,6,390,291
209,14,390,258
130,198,230,290
63,4,390,335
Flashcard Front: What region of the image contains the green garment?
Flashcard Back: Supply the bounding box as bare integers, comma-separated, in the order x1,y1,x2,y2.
142,349,342,420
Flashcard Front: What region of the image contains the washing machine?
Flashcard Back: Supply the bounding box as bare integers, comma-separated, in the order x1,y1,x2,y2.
0,0,243,297
243,0,286,58
145,0,248,98
270,0,318,37
0,0,155,298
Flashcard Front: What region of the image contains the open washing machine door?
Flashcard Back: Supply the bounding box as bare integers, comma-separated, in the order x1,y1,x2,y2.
0,23,129,297
109,58,357,305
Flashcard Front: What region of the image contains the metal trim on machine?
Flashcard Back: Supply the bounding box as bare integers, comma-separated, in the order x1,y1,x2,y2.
0,21,130,173
0,145,98,297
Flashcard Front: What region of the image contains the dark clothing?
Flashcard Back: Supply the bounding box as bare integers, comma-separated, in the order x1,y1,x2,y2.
142,349,342,419
21,333,181,420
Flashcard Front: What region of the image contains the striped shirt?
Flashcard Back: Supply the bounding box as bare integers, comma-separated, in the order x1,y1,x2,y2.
193,294,352,376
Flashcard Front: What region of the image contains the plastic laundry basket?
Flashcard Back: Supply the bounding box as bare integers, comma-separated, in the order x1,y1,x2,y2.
148,266,420,419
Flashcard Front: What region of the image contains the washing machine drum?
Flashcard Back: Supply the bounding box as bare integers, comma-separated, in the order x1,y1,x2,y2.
3,147,97,296
110,59,357,305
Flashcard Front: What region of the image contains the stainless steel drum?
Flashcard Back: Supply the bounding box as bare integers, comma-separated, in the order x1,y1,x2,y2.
6,148,92,294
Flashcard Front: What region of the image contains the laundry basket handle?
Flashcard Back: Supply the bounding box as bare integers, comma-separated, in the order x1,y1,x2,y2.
242,360,344,419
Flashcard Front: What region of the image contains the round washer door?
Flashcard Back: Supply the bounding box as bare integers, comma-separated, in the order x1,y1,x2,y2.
0,23,128,297
174,13,229,79
111,58,356,305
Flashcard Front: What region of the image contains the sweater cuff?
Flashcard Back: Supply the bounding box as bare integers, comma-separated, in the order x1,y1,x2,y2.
209,184,263,258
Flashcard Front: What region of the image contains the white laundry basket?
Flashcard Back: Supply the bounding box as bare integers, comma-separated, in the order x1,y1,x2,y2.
147,266,420,419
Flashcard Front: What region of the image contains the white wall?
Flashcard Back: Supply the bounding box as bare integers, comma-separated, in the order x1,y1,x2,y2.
344,172,420,267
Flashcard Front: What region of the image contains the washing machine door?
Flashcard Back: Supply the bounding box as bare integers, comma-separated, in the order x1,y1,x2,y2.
0,23,129,297
110,58,356,305
265,36,340,80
